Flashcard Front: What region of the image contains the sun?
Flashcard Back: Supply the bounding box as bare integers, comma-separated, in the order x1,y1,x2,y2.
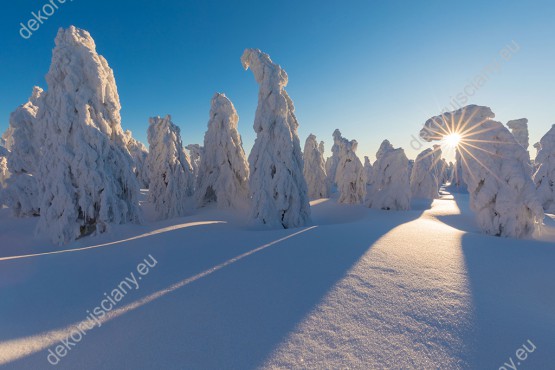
443,133,462,148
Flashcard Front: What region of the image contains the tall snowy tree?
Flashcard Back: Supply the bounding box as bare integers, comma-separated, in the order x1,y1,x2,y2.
36,26,142,245
3,87,43,216
335,136,365,204
303,134,329,200
241,48,310,228
186,144,203,185
366,140,411,210
363,156,373,185
325,129,342,192
533,124,555,213
410,148,439,199
124,130,149,189
196,93,250,209
421,105,543,238
146,115,194,219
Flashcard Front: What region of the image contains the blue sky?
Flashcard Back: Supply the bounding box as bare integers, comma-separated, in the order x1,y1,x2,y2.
1,0,554,161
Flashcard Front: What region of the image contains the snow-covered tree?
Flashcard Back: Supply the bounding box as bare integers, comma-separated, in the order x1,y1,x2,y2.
325,129,342,191
186,144,203,184
363,156,373,185
421,105,543,238
534,124,555,213
335,137,365,204
410,148,439,199
507,118,530,151
124,130,149,189
241,48,310,228
303,134,329,200
1,126,14,150
366,140,411,210
0,146,9,190
196,93,250,209
3,86,43,216
432,145,447,185
35,26,142,244
146,115,194,219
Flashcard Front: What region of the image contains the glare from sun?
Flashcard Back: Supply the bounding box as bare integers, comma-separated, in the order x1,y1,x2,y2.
444,133,462,148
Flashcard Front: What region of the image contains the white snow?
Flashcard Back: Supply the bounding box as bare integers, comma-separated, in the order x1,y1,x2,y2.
534,124,555,213
303,134,329,200
146,115,194,220
410,148,439,199
241,48,310,228
366,140,411,210
421,105,543,238
196,93,250,209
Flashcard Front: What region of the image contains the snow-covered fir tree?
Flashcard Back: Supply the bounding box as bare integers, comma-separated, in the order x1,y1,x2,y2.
410,148,439,199
241,48,310,228
533,124,555,213
325,129,342,191
335,137,365,204
303,134,329,200
124,130,149,189
36,26,142,245
186,144,203,185
0,146,9,191
363,156,373,185
507,118,530,151
3,86,43,217
146,115,194,219
366,140,411,210
196,93,250,209
422,105,543,238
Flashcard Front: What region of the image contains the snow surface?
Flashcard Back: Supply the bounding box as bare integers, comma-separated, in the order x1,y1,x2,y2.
1,189,554,369
241,49,310,228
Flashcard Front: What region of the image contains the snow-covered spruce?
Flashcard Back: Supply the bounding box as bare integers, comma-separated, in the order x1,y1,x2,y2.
186,144,203,185
124,130,149,189
325,129,342,191
534,124,555,213
36,26,142,245
432,145,447,185
335,137,365,204
421,105,543,237
241,48,310,228
363,156,373,185
303,134,329,200
196,93,250,209
365,140,411,210
507,118,530,151
146,115,194,219
0,146,9,191
3,87,43,216
410,148,439,199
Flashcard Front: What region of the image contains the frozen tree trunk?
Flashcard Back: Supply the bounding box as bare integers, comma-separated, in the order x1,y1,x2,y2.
366,140,411,210
303,134,329,200
421,105,543,238
36,26,142,245
146,115,194,219
533,124,555,213
124,130,149,189
410,148,439,199
241,48,310,228
3,87,43,216
335,136,365,204
186,144,203,185
507,118,530,151
196,93,250,209
325,129,342,192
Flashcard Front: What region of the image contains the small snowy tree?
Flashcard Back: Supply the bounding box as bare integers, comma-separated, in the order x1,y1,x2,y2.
325,129,342,191
507,118,530,151
366,140,411,210
124,130,149,189
36,26,142,244
241,48,310,228
196,93,250,209
410,148,439,199
335,137,365,204
363,156,373,185
534,124,555,213
186,144,203,184
421,105,543,237
303,134,329,200
146,115,194,219
3,86,43,216
0,146,9,190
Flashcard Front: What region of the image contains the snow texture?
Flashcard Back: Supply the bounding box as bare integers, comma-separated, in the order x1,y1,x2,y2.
124,130,149,189
335,136,365,204
3,87,43,217
35,26,142,245
241,48,310,228
303,134,329,200
410,148,439,199
421,105,543,237
366,140,411,210
507,118,530,150
146,115,194,219
534,124,555,213
196,93,250,209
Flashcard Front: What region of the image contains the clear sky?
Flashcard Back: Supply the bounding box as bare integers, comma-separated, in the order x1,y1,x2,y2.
1,0,554,161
